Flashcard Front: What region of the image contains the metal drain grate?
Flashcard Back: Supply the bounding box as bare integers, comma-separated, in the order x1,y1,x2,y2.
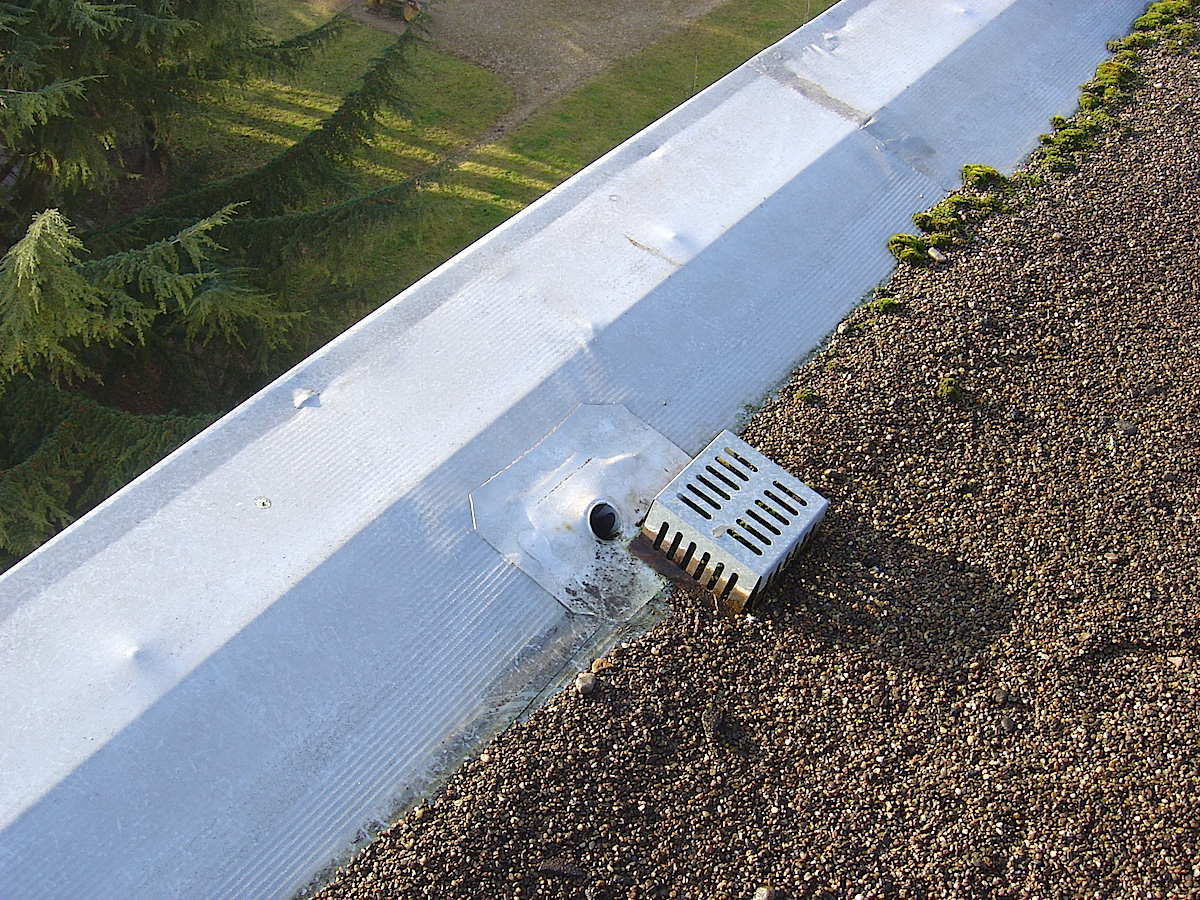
639,431,827,612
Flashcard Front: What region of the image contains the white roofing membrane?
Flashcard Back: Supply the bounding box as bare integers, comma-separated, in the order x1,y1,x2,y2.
0,0,1148,895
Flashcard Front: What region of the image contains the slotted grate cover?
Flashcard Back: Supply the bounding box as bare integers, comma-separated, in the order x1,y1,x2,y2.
639,431,827,612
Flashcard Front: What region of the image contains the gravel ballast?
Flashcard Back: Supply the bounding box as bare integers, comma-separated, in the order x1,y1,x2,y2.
311,40,1200,900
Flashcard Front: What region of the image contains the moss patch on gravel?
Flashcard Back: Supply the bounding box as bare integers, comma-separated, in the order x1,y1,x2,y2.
889,1,1196,270
887,165,1015,266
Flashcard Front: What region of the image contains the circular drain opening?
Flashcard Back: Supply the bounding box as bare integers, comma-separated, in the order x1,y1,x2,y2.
588,501,622,542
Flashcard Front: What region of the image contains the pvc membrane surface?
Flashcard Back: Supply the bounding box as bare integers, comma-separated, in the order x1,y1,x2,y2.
0,0,1147,895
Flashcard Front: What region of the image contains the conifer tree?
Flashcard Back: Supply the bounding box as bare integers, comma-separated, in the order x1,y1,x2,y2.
0,0,347,245
0,2,424,568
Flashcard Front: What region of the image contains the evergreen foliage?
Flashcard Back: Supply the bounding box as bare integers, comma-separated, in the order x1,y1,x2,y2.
85,25,427,317
0,205,284,385
0,209,147,383
0,2,426,567
145,28,419,222
0,376,211,559
0,0,348,245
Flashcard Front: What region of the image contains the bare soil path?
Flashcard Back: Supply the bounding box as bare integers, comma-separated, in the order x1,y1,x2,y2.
324,0,736,134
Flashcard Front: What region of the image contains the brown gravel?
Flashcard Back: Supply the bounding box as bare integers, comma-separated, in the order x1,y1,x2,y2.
310,41,1200,900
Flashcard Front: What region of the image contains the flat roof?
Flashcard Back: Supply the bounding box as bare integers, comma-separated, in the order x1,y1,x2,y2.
0,0,1146,895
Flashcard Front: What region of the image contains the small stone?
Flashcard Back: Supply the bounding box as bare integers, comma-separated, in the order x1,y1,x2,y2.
837,321,853,335
1103,552,1122,564
992,687,1010,706
479,752,491,764
1000,715,1017,734
535,856,587,878
590,657,613,673
754,888,777,900
701,702,724,743
927,246,948,262
1052,231,1065,241
1167,656,1185,670
1115,420,1138,435
1005,406,1024,422
575,672,597,696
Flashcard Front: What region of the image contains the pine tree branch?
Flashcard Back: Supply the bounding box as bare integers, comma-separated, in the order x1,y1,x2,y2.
243,14,351,73
1,206,293,386
0,376,212,556
0,78,94,132
133,27,419,226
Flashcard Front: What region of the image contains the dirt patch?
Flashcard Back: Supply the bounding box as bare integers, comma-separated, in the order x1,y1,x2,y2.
324,0,736,132
427,0,732,101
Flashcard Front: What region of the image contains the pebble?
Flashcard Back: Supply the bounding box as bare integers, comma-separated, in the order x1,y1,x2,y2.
992,687,1010,706
1000,715,1017,735
1116,420,1139,435
927,246,948,262
700,701,724,742
753,889,777,900
574,672,597,696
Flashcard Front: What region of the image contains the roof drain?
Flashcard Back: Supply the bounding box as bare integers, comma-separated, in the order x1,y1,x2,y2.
588,501,622,542
636,431,827,613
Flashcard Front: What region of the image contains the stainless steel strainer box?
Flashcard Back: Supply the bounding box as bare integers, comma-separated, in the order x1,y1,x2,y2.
640,431,827,611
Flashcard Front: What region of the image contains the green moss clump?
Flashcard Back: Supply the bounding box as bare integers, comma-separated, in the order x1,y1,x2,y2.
960,164,1009,192
1110,1,1195,51
1079,51,1140,108
1037,109,1116,171
912,201,963,237
887,232,932,265
889,163,1014,265
1034,36,1152,174
935,375,961,402
1136,0,1192,24
1036,1,1200,176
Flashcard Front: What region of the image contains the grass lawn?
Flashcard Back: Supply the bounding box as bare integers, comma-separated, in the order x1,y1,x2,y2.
171,13,512,191
505,0,841,169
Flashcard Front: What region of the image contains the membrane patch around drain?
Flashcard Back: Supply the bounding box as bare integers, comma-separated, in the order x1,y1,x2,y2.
470,405,690,619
